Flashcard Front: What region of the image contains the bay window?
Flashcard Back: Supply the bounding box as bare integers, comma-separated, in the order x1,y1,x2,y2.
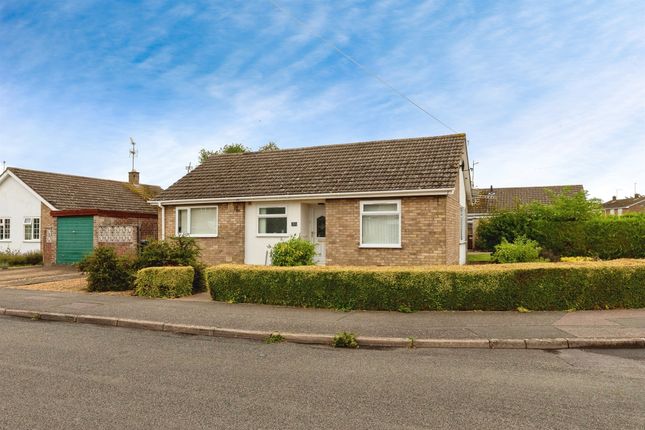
258,206,287,235
176,207,218,237
360,201,401,247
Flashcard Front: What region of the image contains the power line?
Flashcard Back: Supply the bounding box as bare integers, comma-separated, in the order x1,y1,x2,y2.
267,0,458,134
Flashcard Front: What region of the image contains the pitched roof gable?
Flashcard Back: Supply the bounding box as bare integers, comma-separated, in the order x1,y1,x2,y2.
8,167,162,214
469,185,585,214
155,134,467,201
603,196,645,209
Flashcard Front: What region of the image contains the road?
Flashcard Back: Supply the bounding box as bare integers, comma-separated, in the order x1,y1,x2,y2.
1,317,644,429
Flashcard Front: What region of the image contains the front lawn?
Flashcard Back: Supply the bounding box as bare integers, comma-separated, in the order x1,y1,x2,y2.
467,252,492,264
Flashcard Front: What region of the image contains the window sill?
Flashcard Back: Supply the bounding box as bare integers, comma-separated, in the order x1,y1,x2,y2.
359,244,402,249
23,240,41,243
257,234,290,238
180,234,218,238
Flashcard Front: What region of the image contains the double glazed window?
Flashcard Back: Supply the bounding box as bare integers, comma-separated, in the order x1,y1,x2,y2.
258,207,287,235
0,218,9,240
360,201,401,247
24,217,40,241
176,207,218,237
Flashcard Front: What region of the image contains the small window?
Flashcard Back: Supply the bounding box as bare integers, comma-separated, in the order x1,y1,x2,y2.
0,218,10,240
360,201,401,247
24,217,40,241
258,206,287,235
176,207,218,237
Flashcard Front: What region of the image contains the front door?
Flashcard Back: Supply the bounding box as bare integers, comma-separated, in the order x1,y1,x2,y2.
313,205,326,265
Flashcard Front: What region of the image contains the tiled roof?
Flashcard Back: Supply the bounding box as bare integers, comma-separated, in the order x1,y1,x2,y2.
155,134,467,201
8,167,162,214
469,185,584,214
602,196,645,209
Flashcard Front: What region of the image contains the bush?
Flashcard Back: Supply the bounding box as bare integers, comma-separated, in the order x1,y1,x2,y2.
492,236,541,263
137,236,205,293
134,266,195,298
0,250,43,267
80,247,134,292
270,236,316,266
476,193,644,260
206,260,645,311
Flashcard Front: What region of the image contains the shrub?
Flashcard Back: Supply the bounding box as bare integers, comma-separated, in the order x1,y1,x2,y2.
137,236,204,293
0,250,43,267
270,236,316,266
80,247,134,292
206,261,645,311
333,332,359,348
134,266,195,298
492,236,541,263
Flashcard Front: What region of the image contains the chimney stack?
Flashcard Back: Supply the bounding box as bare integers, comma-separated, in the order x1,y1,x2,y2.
635,193,641,198
129,171,140,185
612,195,616,201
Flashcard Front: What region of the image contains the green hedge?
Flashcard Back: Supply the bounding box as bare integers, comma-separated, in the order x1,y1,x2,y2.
476,212,644,260
134,266,195,298
206,261,645,311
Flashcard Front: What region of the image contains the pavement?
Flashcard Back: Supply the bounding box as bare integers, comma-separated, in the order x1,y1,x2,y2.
1,287,644,349
2,317,645,429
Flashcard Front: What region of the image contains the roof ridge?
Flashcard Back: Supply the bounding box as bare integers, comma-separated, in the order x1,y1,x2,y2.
206,133,467,159
8,166,160,188
474,184,583,191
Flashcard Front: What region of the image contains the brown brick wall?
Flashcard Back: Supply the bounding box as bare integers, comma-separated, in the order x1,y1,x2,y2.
41,204,56,265
161,203,245,265
94,215,158,257
326,196,451,266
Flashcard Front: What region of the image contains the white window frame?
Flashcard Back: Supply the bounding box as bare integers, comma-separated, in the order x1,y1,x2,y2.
257,205,289,237
0,217,10,241
359,200,402,248
175,206,218,238
24,216,40,242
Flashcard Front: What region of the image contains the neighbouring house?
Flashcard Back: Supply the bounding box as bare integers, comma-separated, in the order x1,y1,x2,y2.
602,194,645,216
150,134,472,266
0,167,161,264
467,184,584,249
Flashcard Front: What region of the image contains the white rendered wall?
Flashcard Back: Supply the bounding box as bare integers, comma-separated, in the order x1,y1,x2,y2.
458,168,467,265
0,175,42,253
244,201,303,265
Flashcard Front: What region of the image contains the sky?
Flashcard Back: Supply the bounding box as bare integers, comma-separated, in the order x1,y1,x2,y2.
1,0,643,201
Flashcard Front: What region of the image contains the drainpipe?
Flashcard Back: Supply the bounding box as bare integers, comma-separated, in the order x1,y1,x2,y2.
156,202,165,240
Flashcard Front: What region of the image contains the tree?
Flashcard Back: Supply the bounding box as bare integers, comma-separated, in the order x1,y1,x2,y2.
198,148,218,164
259,141,279,152
221,143,250,154
198,143,251,164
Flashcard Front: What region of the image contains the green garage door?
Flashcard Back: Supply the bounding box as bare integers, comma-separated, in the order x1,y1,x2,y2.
57,216,94,264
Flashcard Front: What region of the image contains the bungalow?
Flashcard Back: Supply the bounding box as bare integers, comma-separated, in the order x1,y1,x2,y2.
151,134,472,266
0,167,161,264
467,184,584,249
602,194,645,216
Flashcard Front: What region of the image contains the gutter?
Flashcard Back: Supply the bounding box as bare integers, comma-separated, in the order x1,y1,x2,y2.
149,188,456,206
